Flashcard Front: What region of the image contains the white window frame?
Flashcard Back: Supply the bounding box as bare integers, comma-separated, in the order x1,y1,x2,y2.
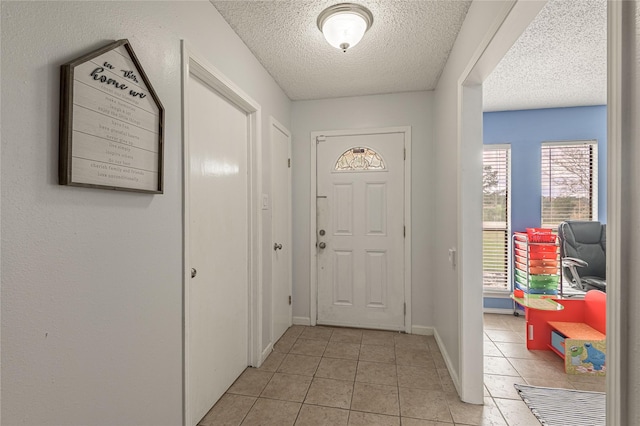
540,140,598,229
482,144,511,294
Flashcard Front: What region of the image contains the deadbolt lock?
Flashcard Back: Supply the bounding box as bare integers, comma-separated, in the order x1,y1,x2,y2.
319,229,326,236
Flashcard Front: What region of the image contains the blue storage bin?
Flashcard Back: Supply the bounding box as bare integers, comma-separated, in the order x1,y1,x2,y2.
551,330,566,355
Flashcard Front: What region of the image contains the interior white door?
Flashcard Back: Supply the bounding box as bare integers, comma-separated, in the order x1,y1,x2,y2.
271,120,292,343
187,74,249,424
316,132,405,330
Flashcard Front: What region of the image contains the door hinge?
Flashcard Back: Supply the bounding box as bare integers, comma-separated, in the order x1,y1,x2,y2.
404,226,406,237
404,302,406,315
288,295,292,305
404,148,406,160
288,158,291,168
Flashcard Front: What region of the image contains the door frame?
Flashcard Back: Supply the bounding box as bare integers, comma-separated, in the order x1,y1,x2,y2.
181,41,263,426
605,2,624,422
456,0,622,417
270,116,293,345
455,0,547,404
309,126,412,333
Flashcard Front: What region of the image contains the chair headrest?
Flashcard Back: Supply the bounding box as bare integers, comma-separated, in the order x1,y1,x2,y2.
560,221,605,246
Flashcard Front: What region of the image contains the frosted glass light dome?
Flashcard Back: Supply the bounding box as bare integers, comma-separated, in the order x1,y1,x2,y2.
317,3,373,53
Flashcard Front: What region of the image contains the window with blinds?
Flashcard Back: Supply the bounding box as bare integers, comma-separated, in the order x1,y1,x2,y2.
541,141,597,229
483,146,510,291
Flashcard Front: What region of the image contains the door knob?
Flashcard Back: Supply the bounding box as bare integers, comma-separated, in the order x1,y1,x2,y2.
274,243,283,251
318,242,326,249
191,268,197,278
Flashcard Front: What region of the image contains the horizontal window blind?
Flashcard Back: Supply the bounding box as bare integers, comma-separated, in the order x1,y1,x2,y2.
541,142,597,229
483,147,510,290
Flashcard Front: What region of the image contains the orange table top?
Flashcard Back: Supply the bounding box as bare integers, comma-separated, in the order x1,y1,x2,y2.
548,321,605,340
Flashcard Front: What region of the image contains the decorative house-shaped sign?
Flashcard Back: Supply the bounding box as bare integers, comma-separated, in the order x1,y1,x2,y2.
59,39,164,193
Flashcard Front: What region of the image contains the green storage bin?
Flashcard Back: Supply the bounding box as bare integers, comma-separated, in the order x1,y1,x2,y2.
514,269,559,290
530,281,558,290
514,269,559,283
515,275,557,290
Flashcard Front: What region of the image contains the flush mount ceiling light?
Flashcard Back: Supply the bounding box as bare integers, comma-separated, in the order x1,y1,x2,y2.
317,3,373,53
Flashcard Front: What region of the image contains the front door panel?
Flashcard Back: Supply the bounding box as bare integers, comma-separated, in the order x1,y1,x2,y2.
316,132,405,330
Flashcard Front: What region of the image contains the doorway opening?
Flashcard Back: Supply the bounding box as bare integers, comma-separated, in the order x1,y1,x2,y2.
457,0,621,422
480,0,607,408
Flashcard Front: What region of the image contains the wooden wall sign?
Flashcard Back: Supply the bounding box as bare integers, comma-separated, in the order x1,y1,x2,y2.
59,39,164,193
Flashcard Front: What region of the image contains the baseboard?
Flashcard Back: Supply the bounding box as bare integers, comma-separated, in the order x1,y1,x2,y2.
292,316,311,326
483,291,512,298
411,325,434,336
433,328,461,395
259,342,274,367
483,308,518,315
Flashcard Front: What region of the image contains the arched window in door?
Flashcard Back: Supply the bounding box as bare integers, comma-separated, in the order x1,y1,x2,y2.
334,147,386,171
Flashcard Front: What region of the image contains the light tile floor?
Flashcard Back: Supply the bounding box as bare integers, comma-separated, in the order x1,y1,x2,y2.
199,314,605,426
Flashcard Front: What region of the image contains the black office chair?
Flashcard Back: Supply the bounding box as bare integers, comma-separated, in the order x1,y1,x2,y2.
558,221,606,292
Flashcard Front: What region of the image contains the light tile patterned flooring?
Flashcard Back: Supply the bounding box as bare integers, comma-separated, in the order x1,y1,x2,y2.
199,314,605,425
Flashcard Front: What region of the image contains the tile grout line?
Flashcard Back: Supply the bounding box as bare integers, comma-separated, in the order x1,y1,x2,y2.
291,332,310,426
395,342,401,421
238,394,259,426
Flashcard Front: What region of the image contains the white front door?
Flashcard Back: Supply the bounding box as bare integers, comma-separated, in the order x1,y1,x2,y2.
316,131,405,330
187,74,249,424
271,119,292,342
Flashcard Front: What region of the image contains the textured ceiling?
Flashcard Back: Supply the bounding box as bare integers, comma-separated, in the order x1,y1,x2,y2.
212,0,607,111
483,0,607,112
212,0,472,101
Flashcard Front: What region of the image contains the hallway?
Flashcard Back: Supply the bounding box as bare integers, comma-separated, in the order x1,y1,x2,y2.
198,313,605,425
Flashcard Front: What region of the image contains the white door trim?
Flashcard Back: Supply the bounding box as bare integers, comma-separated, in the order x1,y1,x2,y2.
605,2,623,423
458,84,484,404
309,126,412,333
270,116,292,349
181,41,263,426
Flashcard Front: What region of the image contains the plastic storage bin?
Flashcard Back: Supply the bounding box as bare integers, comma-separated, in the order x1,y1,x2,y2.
514,239,558,253
514,247,558,260
514,254,557,267
526,228,556,243
514,269,559,286
551,330,566,355
515,261,559,275
514,281,558,295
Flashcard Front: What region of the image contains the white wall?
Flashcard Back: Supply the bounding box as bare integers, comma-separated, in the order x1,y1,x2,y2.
290,91,434,329
0,1,290,424
431,0,519,387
